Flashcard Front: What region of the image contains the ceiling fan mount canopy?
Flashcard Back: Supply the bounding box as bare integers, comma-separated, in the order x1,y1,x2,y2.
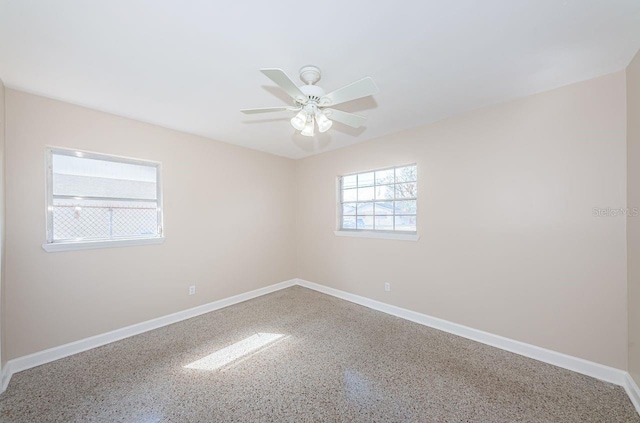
299,65,322,85
241,65,378,137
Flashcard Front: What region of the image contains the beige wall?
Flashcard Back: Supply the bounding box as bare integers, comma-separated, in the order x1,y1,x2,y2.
3,89,297,360
628,50,640,382
296,71,628,369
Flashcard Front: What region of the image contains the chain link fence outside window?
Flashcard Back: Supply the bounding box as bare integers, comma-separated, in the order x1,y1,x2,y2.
52,203,158,241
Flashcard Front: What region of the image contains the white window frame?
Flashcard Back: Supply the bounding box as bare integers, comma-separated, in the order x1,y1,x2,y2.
335,164,419,241
43,147,165,252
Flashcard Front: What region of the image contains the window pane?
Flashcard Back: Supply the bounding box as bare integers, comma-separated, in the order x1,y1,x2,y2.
52,154,157,200
342,174,357,189
342,203,356,216
342,216,356,229
395,200,417,215
52,198,158,241
358,187,374,201
357,216,373,230
357,202,374,215
375,169,394,185
357,172,374,187
112,204,158,237
339,164,418,235
52,199,110,240
396,165,417,183
395,182,417,199
343,188,357,202
375,215,394,230
395,215,416,231
375,184,394,200
375,202,394,215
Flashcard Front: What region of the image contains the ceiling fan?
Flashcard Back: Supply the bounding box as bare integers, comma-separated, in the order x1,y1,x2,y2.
241,66,378,137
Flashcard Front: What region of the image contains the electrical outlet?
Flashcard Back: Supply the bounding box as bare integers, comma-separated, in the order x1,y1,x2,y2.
189,285,196,295
385,283,391,292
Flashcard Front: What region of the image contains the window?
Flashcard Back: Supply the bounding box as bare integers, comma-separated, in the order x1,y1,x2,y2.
44,147,164,252
338,164,417,239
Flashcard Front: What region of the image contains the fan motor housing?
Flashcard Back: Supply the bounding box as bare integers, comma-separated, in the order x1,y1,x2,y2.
299,84,325,104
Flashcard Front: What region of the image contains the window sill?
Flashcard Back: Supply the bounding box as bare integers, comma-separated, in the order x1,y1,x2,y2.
334,231,419,241
42,237,165,252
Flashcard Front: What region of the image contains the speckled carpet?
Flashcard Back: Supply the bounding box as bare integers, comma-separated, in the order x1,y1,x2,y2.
0,286,637,422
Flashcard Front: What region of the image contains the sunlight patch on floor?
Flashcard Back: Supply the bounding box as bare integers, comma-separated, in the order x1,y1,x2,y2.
184,333,285,371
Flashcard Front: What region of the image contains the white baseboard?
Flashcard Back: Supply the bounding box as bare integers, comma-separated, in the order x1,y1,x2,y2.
1,279,297,393
1,364,11,393
625,373,640,415
296,279,629,387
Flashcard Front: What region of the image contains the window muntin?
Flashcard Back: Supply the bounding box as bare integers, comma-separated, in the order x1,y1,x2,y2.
46,148,163,244
340,164,417,233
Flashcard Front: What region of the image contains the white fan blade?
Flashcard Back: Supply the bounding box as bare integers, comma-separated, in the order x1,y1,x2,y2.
241,107,292,114
320,77,378,107
260,69,306,102
324,109,368,128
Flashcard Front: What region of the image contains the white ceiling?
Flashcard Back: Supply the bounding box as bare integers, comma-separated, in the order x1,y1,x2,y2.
1,1,639,159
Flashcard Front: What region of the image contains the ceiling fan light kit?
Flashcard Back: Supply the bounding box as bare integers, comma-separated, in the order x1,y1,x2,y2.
316,111,333,133
301,117,315,137
241,65,378,137
290,110,307,131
